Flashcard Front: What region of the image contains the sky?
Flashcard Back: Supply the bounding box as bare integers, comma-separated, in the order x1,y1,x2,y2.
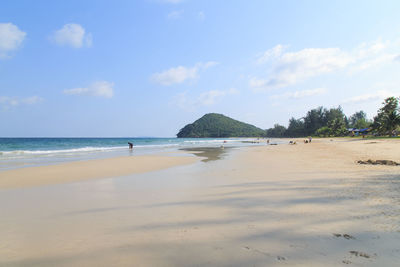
1,0,400,137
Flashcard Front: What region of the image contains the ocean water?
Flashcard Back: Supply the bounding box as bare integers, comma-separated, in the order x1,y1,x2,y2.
0,137,265,170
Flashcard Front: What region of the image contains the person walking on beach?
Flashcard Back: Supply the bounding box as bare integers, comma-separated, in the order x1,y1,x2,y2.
309,137,312,143
128,142,133,149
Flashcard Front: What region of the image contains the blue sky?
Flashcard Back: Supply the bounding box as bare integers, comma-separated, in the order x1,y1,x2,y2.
1,0,400,137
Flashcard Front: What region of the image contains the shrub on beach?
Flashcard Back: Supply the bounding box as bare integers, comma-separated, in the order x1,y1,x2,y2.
316,126,332,137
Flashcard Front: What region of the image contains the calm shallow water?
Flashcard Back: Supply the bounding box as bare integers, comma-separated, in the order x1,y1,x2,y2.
0,138,282,170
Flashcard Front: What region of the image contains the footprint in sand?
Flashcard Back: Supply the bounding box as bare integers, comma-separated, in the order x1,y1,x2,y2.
277,256,286,261
332,233,355,240
342,251,376,264
343,234,355,240
349,251,372,258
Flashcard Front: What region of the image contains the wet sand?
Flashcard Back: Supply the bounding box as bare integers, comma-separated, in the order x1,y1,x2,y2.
1,138,400,266
0,154,198,189
180,146,229,162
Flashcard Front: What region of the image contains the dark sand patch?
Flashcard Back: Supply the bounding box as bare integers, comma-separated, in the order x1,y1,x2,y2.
357,159,400,166
180,147,230,162
333,233,355,240
349,250,372,258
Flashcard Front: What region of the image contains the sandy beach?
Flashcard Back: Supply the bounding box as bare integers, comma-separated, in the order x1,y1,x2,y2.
1,138,400,266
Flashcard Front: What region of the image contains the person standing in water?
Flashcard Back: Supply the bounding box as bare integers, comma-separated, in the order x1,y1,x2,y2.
128,142,133,149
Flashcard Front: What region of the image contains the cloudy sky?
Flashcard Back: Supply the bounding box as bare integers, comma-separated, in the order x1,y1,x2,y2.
1,0,400,137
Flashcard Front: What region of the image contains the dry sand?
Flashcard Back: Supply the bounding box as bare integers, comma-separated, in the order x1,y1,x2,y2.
0,138,400,266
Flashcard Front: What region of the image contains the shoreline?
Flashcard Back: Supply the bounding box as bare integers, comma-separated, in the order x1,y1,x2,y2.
0,137,266,172
1,137,399,189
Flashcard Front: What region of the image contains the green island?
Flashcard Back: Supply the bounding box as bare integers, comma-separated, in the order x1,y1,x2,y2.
177,113,265,138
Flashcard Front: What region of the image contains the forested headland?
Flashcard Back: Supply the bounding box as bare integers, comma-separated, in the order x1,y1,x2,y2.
266,96,400,138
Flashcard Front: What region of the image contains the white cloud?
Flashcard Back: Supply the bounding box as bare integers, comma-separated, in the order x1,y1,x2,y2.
0,96,18,107
171,88,239,111
64,81,114,98
271,88,327,100
251,47,352,91
0,95,43,109
151,61,218,86
51,23,92,48
342,90,397,104
198,88,239,105
167,10,184,19
198,11,205,21
20,96,43,104
352,53,396,72
349,39,398,73
249,77,268,89
152,66,197,86
355,39,389,58
251,38,399,91
395,55,400,62
0,23,26,59
257,44,286,64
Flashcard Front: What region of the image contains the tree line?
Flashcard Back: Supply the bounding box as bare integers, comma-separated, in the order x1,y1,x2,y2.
266,96,400,138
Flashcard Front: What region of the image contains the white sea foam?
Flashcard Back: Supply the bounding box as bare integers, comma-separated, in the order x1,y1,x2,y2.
0,143,185,159
0,146,126,156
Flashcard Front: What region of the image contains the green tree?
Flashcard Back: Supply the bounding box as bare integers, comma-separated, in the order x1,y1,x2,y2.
266,124,287,137
325,106,346,124
303,107,326,135
328,118,347,136
316,126,332,137
349,110,371,129
285,117,305,137
349,111,366,126
354,118,371,129
311,106,348,137
373,97,400,135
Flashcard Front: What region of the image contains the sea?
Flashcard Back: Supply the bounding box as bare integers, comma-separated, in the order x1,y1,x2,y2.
0,137,269,170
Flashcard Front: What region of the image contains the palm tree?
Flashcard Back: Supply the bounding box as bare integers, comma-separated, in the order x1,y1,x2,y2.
373,97,400,135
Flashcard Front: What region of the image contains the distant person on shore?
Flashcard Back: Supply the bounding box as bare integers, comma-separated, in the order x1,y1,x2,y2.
128,142,133,149
309,137,312,143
